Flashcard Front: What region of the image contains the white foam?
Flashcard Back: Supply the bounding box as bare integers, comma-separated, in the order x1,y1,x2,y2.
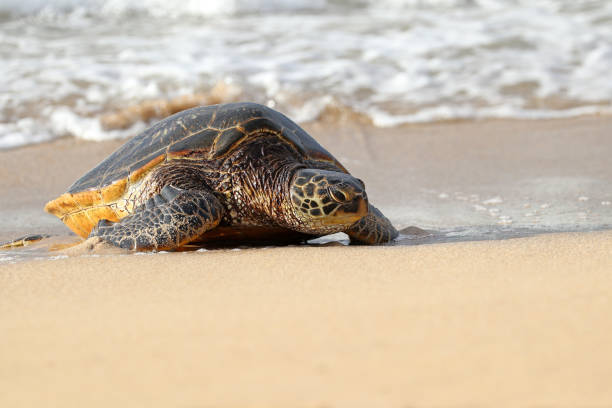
483,196,504,205
0,0,327,17
0,120,54,149
1,0,612,148
49,107,145,142
0,255,16,263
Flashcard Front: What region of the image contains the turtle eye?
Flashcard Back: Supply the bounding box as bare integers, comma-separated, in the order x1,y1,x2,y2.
328,187,349,203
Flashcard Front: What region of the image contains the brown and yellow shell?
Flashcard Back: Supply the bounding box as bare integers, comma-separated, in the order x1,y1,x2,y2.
45,102,347,238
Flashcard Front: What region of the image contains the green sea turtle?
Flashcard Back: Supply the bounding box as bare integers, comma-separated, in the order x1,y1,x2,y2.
45,102,398,250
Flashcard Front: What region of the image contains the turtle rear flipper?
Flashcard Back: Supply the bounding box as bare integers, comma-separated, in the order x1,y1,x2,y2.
0,234,50,249
346,204,398,244
90,186,223,251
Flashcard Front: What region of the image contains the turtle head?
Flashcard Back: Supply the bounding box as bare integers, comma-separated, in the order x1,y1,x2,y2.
289,169,368,233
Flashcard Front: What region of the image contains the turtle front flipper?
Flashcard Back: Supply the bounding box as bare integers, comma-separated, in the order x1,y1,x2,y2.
90,186,223,251
346,204,398,244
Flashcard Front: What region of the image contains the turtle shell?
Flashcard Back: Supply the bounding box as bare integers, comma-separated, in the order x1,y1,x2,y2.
45,102,347,237
72,102,345,193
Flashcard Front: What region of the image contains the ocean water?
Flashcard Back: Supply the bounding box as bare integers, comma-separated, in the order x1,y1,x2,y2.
1,0,612,148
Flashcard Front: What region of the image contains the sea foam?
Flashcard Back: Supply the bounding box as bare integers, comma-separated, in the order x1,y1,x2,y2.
1,0,612,148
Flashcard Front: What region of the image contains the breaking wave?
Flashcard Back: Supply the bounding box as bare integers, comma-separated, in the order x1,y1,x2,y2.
2,0,612,148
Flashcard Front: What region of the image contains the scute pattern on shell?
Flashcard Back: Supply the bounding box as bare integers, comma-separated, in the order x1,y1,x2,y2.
68,102,344,194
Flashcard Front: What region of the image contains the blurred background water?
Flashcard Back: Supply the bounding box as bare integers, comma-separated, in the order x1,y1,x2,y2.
1,0,612,148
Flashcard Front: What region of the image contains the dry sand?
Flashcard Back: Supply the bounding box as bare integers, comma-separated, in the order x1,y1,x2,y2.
1,116,612,406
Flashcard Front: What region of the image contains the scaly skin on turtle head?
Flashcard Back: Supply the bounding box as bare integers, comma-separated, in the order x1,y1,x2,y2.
289,169,368,235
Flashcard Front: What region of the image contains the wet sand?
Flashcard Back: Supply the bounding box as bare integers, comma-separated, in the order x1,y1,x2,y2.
1,116,612,406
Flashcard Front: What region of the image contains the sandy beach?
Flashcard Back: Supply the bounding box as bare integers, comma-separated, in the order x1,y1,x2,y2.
1,117,612,406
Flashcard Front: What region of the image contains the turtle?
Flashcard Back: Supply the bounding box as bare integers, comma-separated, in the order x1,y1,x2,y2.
44,102,398,251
